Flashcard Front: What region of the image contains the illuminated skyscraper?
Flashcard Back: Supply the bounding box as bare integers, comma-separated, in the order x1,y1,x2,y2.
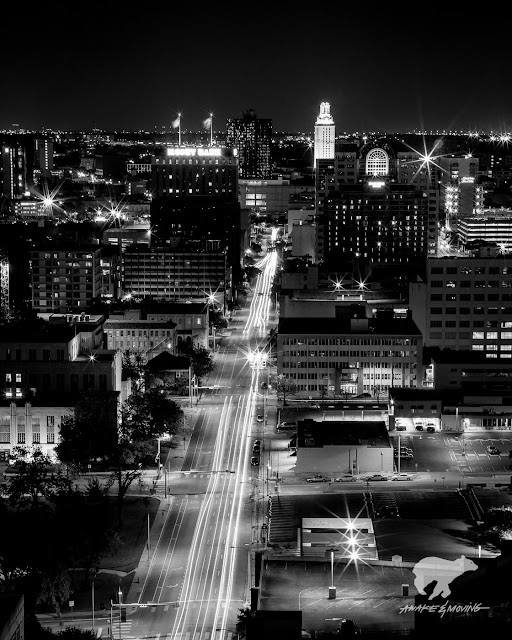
314,102,335,167
226,109,272,179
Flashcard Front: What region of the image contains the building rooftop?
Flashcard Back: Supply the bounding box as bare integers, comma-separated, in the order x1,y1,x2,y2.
278,315,421,336
297,420,391,448
144,351,191,371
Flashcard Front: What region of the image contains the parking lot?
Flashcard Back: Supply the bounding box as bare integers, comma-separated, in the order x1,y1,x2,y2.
390,432,512,474
259,558,417,635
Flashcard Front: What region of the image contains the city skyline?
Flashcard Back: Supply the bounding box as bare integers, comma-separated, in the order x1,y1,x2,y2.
3,4,512,134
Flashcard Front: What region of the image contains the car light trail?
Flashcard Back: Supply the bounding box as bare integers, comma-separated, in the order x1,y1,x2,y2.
167,229,278,639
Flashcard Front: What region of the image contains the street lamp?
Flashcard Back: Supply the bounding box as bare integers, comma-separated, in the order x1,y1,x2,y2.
327,548,336,599
91,568,98,633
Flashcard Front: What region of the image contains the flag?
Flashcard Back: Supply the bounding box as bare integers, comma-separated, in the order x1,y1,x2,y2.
202,116,212,130
171,116,180,128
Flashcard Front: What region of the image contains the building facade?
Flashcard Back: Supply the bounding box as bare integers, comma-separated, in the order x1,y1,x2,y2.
226,109,272,179
409,253,512,352
314,102,335,167
29,245,102,312
122,245,228,303
151,147,238,200
277,310,423,397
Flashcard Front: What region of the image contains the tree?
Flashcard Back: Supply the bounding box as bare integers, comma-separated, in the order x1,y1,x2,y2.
122,388,183,441
178,344,215,380
209,308,228,331
470,506,512,548
4,448,72,511
122,349,147,391
57,390,183,524
55,393,119,472
273,374,297,406
235,606,251,639
36,569,73,620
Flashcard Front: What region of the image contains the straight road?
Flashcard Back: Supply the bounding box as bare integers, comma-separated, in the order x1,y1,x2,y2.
122,228,279,640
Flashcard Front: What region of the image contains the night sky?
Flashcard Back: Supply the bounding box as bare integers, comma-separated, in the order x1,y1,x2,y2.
3,3,511,134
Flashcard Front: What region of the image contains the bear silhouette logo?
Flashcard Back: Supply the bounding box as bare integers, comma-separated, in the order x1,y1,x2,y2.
412,555,478,600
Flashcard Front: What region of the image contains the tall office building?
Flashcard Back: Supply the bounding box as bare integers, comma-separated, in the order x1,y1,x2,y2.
1,142,31,199
314,102,335,167
226,109,272,179
35,138,54,177
151,147,238,201
409,247,512,352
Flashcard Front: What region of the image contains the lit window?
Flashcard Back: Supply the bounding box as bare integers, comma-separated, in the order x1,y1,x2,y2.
487,332,498,339
472,332,484,340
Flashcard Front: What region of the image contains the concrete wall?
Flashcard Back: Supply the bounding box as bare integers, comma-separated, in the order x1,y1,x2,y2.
296,444,394,475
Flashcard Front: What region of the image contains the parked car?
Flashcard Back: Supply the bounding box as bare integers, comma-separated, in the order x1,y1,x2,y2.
392,473,412,481
310,403,320,409
334,474,356,482
261,382,268,389
415,425,424,431
289,450,297,456
306,475,329,482
253,442,261,453
355,393,371,398
395,452,413,459
361,474,389,482
426,426,436,432
250,456,260,466
256,415,264,422
395,425,407,431
487,445,500,455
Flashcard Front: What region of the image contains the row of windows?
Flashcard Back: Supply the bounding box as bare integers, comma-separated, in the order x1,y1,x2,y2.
107,329,173,337
430,266,511,275
431,293,512,302
282,362,414,369
3,349,65,361
285,350,417,358
430,320,512,328
431,280,512,288
281,338,418,346
430,307,512,315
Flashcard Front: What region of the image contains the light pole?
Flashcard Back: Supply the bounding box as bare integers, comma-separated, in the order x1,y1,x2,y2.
118,588,123,640
328,548,336,599
91,568,98,633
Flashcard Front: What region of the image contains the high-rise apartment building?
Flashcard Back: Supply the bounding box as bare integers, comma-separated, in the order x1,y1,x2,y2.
29,245,102,312
314,102,335,167
226,109,272,179
315,139,440,267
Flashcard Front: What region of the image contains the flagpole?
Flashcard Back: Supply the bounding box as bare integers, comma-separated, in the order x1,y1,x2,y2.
210,112,213,146
178,113,182,146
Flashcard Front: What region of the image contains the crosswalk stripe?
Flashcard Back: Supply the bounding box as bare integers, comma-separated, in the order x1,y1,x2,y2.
185,632,191,640
193,633,200,640
204,633,210,640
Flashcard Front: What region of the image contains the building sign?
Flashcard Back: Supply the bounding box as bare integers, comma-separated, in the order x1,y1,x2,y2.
167,147,222,157
461,176,475,183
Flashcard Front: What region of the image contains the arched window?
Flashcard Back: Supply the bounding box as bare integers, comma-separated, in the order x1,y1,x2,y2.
366,148,389,176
